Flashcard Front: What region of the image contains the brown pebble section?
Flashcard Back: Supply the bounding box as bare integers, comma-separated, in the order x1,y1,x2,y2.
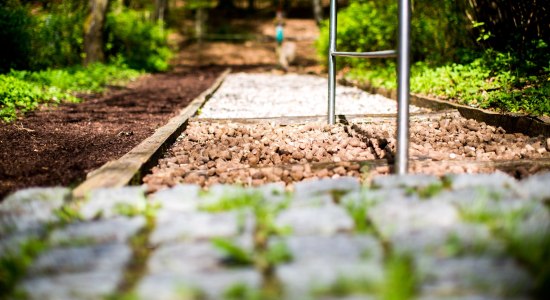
143,112,550,192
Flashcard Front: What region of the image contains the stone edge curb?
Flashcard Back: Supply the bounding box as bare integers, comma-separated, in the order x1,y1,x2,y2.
340,78,550,137
72,68,231,199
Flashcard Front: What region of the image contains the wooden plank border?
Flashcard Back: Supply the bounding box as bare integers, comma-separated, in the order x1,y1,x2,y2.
340,78,550,137
72,68,231,199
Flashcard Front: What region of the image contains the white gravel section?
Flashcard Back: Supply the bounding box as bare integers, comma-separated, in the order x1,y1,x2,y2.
199,73,425,118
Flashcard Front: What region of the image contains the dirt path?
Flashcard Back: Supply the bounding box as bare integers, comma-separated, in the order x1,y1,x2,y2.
0,66,224,199
0,18,321,199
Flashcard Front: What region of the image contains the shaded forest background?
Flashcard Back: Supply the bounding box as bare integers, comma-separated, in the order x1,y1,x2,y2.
0,0,549,118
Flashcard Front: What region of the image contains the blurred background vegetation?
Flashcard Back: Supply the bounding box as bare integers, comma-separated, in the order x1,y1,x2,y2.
317,0,549,116
1,0,548,121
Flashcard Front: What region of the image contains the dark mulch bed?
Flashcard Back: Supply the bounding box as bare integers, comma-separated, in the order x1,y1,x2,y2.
0,66,224,199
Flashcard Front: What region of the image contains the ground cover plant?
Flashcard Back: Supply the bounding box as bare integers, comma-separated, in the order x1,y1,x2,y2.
317,0,550,116
0,0,173,122
0,63,141,122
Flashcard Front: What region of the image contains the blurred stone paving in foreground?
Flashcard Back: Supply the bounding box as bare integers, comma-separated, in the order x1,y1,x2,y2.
1,172,550,299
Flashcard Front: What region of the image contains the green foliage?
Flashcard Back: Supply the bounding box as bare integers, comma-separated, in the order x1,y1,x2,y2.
113,199,159,218
29,1,87,70
0,0,33,72
317,0,397,68
381,254,416,300
319,1,548,116
0,63,141,122
224,282,263,300
317,0,471,68
312,275,378,297
344,198,374,233
458,191,550,297
53,205,84,225
0,74,71,122
345,48,550,116
212,238,254,266
405,182,446,199
105,7,173,72
0,238,47,299
200,189,261,212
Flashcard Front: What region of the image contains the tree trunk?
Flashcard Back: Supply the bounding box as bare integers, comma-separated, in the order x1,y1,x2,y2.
248,0,255,12
312,0,323,26
153,0,168,22
83,0,109,65
216,0,235,10
195,7,207,43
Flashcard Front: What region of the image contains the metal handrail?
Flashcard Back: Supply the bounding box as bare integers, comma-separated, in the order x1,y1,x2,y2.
327,0,411,174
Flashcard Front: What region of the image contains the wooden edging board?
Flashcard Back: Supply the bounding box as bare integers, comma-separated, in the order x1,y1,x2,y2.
72,68,231,199
340,78,550,137
191,110,457,125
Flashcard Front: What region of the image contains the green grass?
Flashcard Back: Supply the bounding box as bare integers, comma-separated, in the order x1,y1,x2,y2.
1,62,141,122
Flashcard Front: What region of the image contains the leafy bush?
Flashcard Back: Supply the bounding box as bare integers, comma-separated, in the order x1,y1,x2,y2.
0,0,33,72
29,1,87,70
316,0,397,68
105,7,173,72
317,0,471,68
346,49,550,116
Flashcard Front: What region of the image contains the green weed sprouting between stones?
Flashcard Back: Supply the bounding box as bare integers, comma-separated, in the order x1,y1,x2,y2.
0,238,48,299
381,254,417,300
0,63,141,122
457,188,550,297
311,275,379,298
53,204,84,225
405,182,448,200
202,189,292,299
310,253,416,300
341,190,382,234
113,200,160,219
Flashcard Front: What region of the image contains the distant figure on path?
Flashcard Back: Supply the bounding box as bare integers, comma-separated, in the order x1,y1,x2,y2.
275,8,296,71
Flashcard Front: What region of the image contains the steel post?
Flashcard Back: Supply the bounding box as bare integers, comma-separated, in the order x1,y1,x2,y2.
396,0,411,174
327,0,337,125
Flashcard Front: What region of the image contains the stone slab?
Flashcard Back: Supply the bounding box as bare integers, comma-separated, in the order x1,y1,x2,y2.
150,210,251,245
79,186,146,220
276,205,354,236
49,216,146,246
0,188,69,235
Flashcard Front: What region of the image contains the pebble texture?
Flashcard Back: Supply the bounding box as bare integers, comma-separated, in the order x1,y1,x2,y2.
2,173,550,299
144,112,550,192
199,73,427,118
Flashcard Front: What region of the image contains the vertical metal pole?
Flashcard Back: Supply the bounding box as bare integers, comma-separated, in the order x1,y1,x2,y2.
396,0,411,174
327,0,337,125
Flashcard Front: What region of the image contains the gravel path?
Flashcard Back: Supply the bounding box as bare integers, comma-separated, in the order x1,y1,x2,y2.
199,73,427,118
3,72,550,300
144,111,550,191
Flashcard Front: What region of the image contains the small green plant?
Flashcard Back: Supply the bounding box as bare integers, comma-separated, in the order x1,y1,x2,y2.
0,238,48,299
205,189,292,298
381,254,416,300
212,238,254,266
224,282,263,300
53,204,84,225
114,200,159,218
312,275,378,297
343,193,379,233
405,182,446,199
